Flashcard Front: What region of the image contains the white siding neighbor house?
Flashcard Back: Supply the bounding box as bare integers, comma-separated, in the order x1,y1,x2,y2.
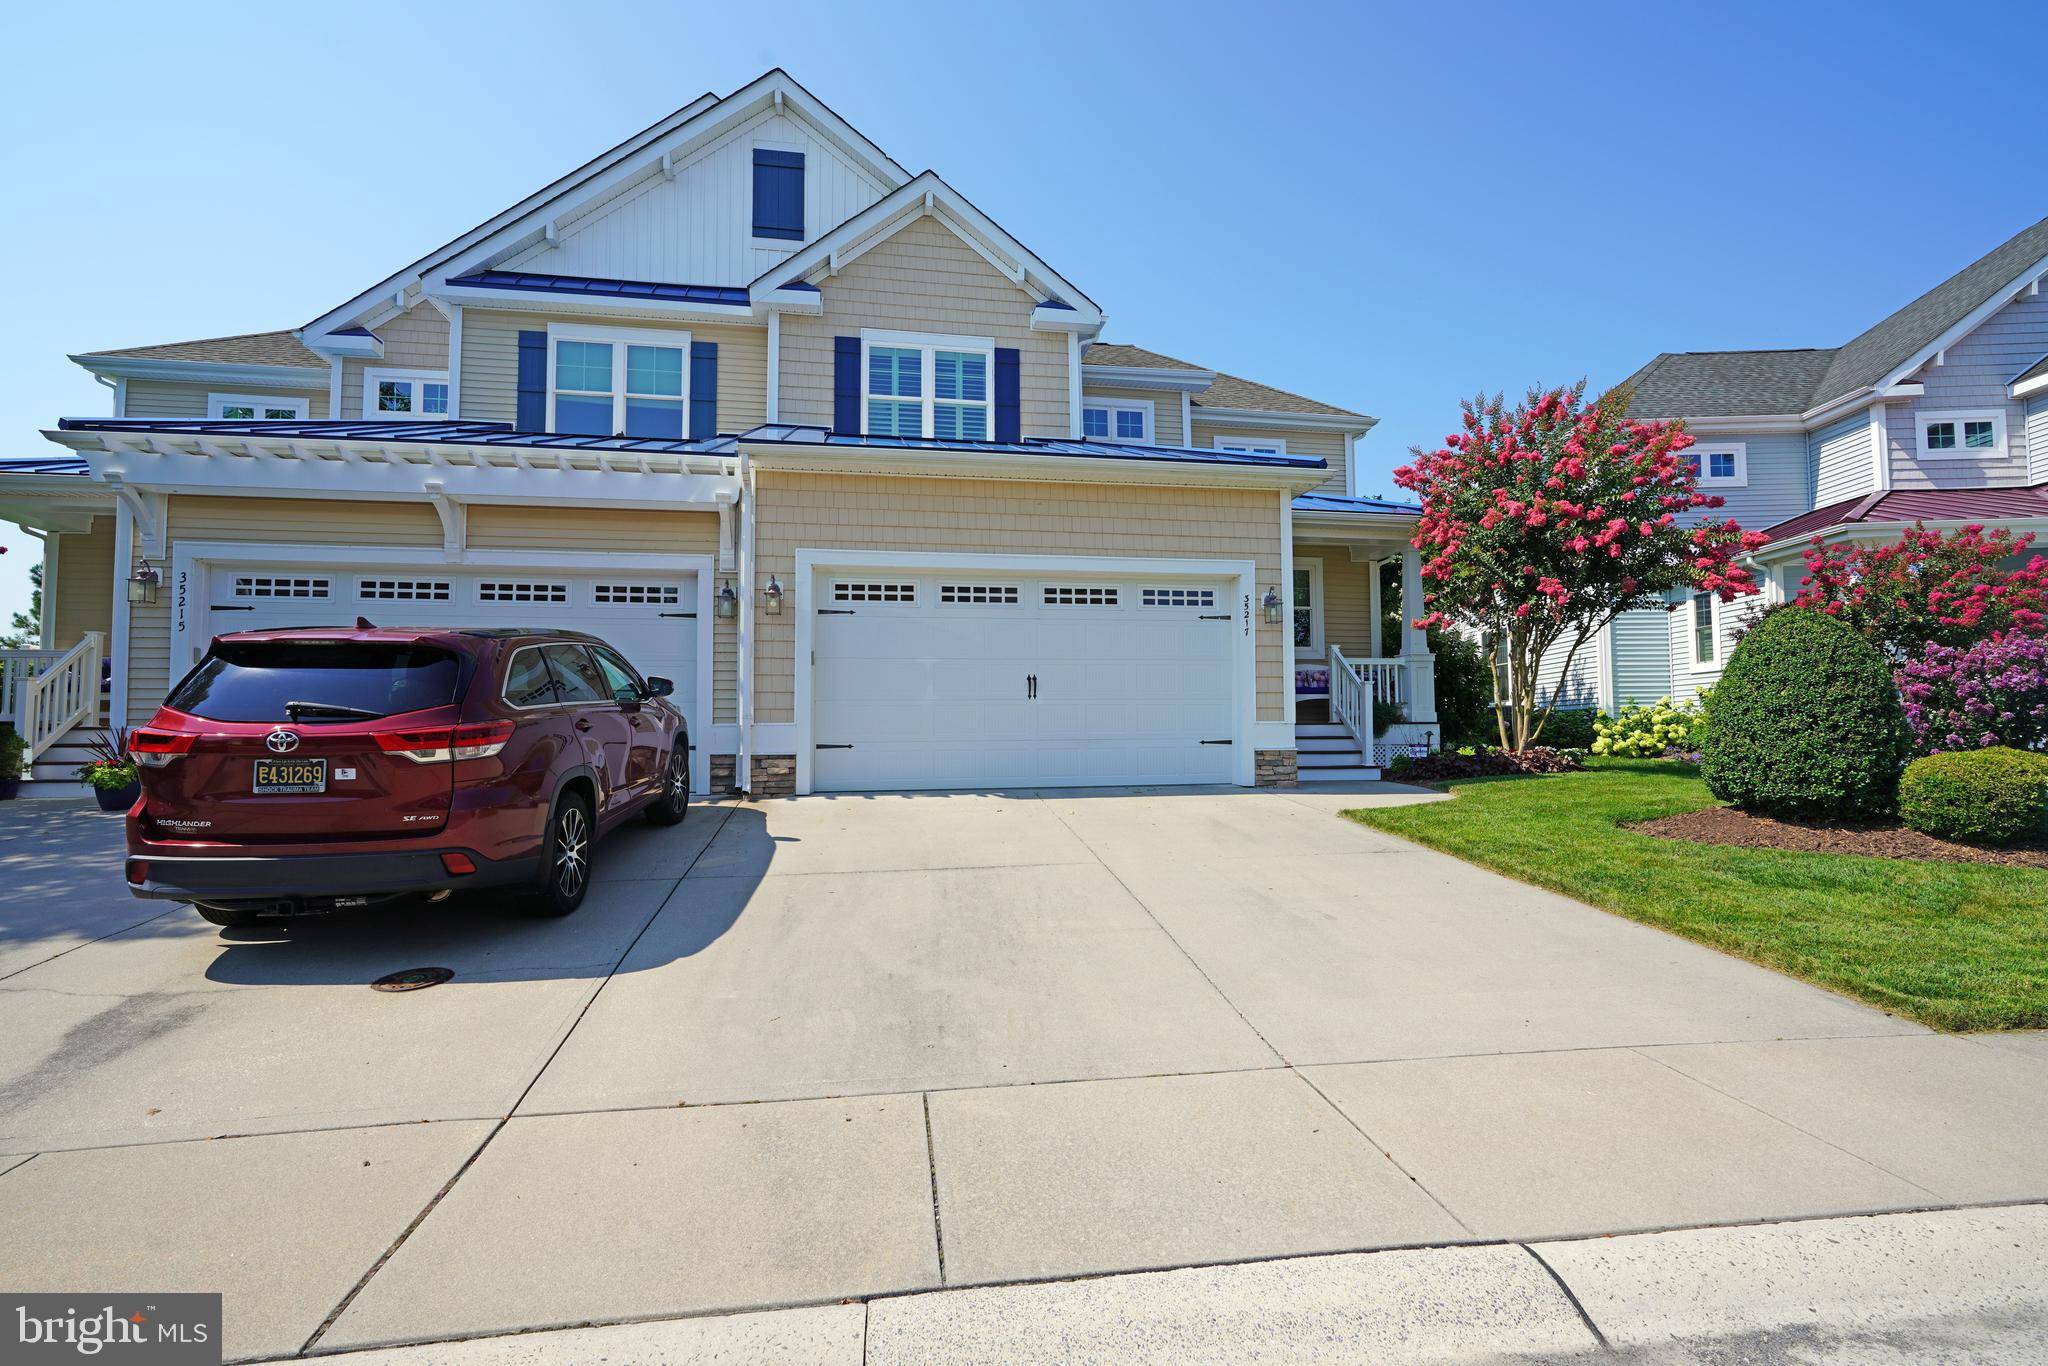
0,70,1430,796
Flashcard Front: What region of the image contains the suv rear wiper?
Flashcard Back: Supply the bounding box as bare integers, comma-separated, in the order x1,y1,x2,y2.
282,700,383,721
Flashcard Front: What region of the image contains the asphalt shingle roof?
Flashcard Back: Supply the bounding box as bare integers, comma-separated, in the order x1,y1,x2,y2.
79,329,325,368
1620,213,2048,420
1081,343,1366,418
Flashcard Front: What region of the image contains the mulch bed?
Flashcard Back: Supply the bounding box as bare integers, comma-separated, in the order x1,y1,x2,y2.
1397,747,1583,782
1631,805,2048,871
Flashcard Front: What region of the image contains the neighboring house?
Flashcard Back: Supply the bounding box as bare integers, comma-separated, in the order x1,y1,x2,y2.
1545,214,2048,713
0,70,1433,797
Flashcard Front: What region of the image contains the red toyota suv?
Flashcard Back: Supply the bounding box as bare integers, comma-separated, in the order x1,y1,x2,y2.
124,626,690,925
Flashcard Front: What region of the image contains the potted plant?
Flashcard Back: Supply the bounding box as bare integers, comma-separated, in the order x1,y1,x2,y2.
74,726,140,812
0,724,24,800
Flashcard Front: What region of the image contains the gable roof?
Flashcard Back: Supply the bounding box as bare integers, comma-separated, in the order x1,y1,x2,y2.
78,329,325,369
1621,213,2048,421
1614,348,1838,419
1082,342,1367,419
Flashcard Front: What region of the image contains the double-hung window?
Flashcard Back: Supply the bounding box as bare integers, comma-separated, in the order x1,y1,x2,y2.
1917,409,2007,460
548,325,688,438
863,331,992,441
1691,593,1717,667
1081,398,1154,444
208,393,308,420
361,368,450,420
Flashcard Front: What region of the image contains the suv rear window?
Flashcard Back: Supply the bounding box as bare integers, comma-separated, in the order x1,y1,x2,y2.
167,641,464,723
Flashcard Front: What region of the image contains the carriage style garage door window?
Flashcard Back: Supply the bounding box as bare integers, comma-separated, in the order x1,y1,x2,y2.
808,571,1237,792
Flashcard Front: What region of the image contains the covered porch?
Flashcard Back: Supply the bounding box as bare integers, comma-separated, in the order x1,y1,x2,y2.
1288,492,1435,778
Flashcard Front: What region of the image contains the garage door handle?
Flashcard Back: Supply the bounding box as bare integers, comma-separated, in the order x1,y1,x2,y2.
210,604,255,612
1199,613,1231,620
659,611,696,618
818,609,855,616
817,743,854,750
1200,739,1233,745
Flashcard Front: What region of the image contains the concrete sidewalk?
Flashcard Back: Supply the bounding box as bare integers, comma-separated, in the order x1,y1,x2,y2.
310,1206,2048,1364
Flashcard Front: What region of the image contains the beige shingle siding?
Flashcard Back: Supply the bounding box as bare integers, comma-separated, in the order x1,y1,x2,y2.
1295,542,1374,657
122,379,328,420
460,311,766,432
747,472,1287,726
52,515,116,651
778,217,1069,437
1190,421,1346,496
1082,386,1182,446
342,304,449,419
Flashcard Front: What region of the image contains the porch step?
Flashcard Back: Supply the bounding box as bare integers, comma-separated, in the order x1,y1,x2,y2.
1295,723,1352,739
1298,765,1383,783
1298,749,1372,769
1297,735,1364,753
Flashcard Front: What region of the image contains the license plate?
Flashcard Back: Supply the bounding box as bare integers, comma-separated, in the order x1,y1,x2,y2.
253,757,327,794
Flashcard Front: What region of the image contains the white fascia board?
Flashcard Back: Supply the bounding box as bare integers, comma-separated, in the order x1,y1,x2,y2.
740,441,1328,493
1191,407,1378,436
1872,253,2048,394
302,332,384,360
69,355,330,390
758,289,825,315
435,283,762,326
51,432,740,511
1080,363,1216,394
2012,369,2048,399
1029,306,1101,335
751,171,1103,322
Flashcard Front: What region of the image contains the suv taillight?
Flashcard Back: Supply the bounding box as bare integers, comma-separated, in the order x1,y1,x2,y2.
130,729,197,768
374,720,516,764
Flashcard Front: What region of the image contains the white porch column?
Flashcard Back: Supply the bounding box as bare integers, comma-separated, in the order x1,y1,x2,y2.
1399,545,1436,725
1366,555,1383,658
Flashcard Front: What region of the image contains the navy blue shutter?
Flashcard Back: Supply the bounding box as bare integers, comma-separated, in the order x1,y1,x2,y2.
993,348,1021,442
752,149,805,240
833,336,861,434
516,330,547,431
689,341,718,439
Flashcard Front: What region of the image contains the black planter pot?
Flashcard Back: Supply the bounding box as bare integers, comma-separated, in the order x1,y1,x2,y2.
94,780,140,813
0,776,19,801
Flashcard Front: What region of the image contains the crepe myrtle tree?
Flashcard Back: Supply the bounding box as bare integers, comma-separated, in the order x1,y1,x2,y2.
1393,382,1765,750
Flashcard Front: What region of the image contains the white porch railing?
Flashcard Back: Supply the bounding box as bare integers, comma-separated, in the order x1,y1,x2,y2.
1327,643,1375,752
1,649,65,725
11,632,104,762
1357,657,1406,710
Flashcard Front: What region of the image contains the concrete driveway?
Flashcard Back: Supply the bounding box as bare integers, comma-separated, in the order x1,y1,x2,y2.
1,786,2044,1361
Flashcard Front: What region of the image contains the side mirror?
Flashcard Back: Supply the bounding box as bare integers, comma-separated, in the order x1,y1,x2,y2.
641,676,675,698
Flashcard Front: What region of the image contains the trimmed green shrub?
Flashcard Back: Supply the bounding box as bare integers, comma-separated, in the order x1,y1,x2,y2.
1430,630,1495,748
1700,608,1908,817
1898,748,2048,845
0,724,23,781
1533,707,1598,751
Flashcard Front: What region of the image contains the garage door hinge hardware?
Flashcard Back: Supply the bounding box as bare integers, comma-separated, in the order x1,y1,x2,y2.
1199,613,1231,620
210,604,255,611
816,743,855,750
817,608,856,615
1200,739,1233,745
659,611,696,618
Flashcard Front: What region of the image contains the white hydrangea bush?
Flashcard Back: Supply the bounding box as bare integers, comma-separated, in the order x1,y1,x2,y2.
1591,696,1703,758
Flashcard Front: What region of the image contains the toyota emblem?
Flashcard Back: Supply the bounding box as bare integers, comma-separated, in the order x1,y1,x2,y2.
266,729,301,754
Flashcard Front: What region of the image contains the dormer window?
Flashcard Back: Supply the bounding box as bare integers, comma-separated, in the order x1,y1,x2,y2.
1082,399,1154,444
1918,409,2006,459
362,368,450,420
752,148,805,242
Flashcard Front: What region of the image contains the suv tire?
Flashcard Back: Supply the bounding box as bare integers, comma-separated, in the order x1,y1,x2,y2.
527,788,594,917
645,744,690,826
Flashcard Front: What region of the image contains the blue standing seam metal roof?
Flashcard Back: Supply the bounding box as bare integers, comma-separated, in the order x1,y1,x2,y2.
1291,491,1420,516
733,424,1326,470
444,270,753,309
0,455,95,477
50,418,1329,471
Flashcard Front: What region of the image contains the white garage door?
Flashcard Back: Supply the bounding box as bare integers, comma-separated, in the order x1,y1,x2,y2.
811,572,1238,791
205,563,699,752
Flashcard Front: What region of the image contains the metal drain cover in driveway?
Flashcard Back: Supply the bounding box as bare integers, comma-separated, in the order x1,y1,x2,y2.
371,967,455,992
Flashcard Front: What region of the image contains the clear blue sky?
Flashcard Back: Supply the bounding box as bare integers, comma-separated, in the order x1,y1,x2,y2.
4,0,2042,628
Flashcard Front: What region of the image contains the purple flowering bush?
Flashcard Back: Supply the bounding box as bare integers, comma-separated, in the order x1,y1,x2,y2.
1897,632,2048,756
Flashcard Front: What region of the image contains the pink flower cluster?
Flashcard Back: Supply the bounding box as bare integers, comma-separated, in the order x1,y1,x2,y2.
1898,631,2048,756
1793,524,2048,657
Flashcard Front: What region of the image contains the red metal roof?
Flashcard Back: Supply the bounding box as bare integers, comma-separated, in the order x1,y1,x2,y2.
1759,482,2048,547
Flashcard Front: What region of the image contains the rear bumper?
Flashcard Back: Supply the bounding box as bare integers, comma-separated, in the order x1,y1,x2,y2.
126,848,537,904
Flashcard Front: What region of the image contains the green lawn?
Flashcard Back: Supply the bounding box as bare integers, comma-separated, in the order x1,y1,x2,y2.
1348,759,2048,1032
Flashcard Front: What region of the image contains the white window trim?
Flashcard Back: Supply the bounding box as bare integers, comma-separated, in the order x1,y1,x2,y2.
1214,435,1287,455
860,328,995,441
1916,408,2009,460
1081,396,1156,445
207,392,309,420
361,367,451,421
1292,556,1325,661
545,321,692,438
1687,591,1720,672
1684,441,1748,487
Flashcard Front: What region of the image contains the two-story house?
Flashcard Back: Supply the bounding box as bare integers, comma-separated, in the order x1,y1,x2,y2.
1540,215,2048,715
0,70,1434,797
